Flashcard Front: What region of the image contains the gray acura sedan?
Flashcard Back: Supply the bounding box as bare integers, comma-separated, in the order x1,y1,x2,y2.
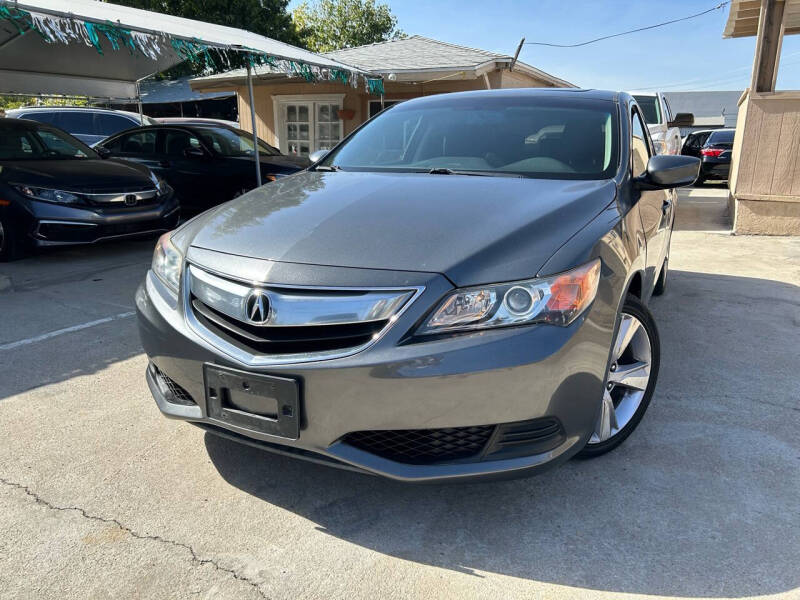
136,89,699,482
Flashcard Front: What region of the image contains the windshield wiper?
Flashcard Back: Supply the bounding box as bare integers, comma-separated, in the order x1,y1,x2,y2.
427,167,522,178
314,165,341,172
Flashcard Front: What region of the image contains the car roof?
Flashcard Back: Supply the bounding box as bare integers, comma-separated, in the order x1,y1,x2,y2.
6,106,142,120
395,88,621,108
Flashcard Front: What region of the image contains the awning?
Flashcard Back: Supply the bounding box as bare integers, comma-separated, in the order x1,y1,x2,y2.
0,0,375,99
723,0,800,37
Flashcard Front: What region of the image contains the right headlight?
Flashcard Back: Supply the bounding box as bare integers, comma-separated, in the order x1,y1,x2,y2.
152,233,183,293
13,184,81,204
417,259,601,335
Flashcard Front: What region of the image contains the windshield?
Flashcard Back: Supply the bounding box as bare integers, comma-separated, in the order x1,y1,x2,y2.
0,124,97,161
633,95,662,125
196,127,281,157
321,96,618,180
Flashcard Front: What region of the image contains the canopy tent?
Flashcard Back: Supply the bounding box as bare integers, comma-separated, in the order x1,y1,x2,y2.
0,0,381,184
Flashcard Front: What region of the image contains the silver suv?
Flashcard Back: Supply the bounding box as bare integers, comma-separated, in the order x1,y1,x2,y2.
6,107,157,146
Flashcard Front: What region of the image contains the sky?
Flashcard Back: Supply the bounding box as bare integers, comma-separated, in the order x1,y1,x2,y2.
288,0,800,91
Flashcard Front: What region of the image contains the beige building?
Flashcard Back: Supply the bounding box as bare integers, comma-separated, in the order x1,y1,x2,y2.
191,36,573,157
724,0,800,234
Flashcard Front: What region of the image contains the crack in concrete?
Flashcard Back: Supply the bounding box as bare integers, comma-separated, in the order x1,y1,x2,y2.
0,476,267,599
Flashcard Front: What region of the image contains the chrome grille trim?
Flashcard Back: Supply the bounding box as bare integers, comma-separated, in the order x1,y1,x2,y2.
188,265,414,327
183,264,424,366
85,189,158,204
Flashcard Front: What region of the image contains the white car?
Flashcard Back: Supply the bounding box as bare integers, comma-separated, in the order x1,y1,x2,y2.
630,92,686,155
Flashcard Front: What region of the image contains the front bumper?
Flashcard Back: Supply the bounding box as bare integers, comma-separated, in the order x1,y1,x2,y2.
136,257,617,483
25,196,180,246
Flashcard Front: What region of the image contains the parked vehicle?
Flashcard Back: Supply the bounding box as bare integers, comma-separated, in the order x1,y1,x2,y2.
0,118,178,261
5,107,157,146
631,92,688,155
136,89,699,482
97,124,309,214
681,129,714,159
157,117,240,129
696,128,735,184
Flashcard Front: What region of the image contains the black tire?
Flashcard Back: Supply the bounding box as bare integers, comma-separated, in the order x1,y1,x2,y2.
652,256,668,296
577,295,661,458
0,211,25,262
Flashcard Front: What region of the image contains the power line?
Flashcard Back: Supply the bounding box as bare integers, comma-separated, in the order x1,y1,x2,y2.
524,2,730,48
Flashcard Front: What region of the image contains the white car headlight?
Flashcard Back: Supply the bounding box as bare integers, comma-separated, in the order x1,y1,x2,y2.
418,259,601,334
152,233,183,293
14,184,81,204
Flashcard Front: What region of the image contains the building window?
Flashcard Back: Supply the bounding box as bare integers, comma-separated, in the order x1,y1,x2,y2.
368,100,402,119
274,95,345,156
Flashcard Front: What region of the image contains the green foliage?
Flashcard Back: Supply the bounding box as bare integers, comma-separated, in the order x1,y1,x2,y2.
0,96,89,110
108,0,301,45
106,0,302,76
293,0,404,53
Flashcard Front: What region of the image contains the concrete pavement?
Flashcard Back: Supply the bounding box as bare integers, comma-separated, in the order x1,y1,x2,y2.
0,189,798,599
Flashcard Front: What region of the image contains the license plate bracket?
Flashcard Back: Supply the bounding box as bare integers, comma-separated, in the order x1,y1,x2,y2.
203,364,300,439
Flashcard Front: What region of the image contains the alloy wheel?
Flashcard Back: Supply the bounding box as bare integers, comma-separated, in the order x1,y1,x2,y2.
0,219,5,253
589,312,652,444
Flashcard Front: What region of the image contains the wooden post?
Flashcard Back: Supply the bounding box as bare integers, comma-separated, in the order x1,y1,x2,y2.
751,0,786,93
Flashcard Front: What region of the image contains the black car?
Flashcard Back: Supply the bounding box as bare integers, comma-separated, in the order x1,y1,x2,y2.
697,128,735,184
97,124,310,214
0,119,179,261
681,129,713,159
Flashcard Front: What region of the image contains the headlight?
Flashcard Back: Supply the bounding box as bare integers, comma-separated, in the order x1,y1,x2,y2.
417,259,601,335
13,184,81,204
152,232,183,293
149,172,169,196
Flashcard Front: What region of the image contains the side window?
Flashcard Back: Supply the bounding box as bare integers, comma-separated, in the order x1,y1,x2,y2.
57,112,95,135
96,114,137,137
115,130,156,154
631,109,651,177
162,129,201,156
662,97,673,123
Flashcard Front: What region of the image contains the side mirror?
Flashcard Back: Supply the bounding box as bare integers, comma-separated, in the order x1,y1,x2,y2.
95,146,111,159
668,112,694,128
308,149,328,163
183,147,207,159
636,154,700,189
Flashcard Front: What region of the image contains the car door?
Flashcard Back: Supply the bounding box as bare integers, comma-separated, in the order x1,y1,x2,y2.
631,106,672,297
156,128,218,212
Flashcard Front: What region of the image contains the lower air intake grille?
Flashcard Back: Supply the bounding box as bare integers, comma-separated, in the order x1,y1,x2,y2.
343,425,495,464
151,364,196,406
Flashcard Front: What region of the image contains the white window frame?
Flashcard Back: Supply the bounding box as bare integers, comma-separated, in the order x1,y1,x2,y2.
272,94,346,155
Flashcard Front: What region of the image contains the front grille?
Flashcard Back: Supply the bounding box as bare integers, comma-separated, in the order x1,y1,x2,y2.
343,425,495,464
151,364,196,406
192,298,387,355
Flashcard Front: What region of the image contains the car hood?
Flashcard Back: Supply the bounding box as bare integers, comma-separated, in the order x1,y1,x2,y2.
186,171,617,286
0,158,153,191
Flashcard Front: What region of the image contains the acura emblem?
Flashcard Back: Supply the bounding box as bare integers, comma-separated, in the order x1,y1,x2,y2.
244,290,271,324
124,194,138,206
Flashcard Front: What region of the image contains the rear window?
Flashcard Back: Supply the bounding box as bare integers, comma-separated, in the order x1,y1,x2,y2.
323,96,619,180
708,129,734,144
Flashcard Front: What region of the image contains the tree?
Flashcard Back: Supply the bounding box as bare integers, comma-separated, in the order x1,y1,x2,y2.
293,0,404,53
108,0,301,46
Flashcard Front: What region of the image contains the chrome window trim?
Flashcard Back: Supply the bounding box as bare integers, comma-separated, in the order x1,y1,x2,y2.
182,263,425,366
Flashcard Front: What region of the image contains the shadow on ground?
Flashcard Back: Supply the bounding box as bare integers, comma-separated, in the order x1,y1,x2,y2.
205,268,800,598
